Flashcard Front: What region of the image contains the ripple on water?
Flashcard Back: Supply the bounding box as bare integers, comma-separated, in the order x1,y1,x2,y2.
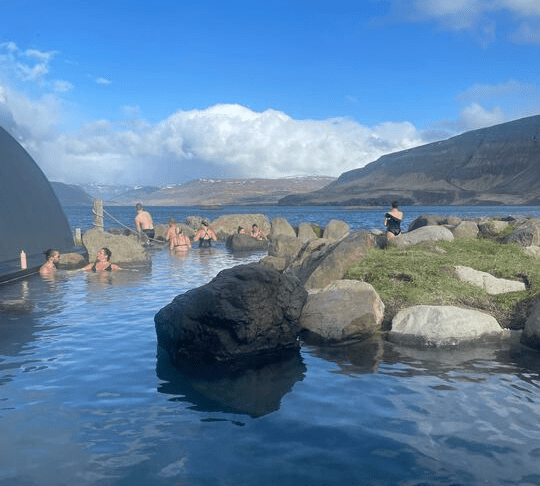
2,231,540,485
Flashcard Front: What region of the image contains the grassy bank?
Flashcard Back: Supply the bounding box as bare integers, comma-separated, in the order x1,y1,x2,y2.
345,238,540,329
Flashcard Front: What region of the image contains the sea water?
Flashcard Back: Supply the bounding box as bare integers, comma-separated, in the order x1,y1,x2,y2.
1,205,540,486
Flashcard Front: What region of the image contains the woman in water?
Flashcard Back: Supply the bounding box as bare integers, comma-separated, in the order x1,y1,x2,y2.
82,247,121,272
250,223,267,240
169,223,192,253
193,220,217,248
384,200,403,242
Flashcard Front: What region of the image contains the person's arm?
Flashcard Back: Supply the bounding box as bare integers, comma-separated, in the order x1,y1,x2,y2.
135,216,141,232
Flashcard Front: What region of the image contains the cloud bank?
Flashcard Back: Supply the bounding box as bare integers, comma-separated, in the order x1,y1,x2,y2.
1,35,539,186
0,79,536,185
2,96,428,185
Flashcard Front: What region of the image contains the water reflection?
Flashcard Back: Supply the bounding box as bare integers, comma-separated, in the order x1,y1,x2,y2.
302,337,385,375
382,332,534,377
0,276,69,391
156,349,306,418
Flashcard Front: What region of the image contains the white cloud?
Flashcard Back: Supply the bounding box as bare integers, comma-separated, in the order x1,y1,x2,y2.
25,48,55,62
509,21,540,43
454,80,540,123
53,80,74,93
459,103,505,129
0,84,61,140
456,79,537,102
392,0,540,44
500,0,540,17
96,77,111,85
0,88,431,184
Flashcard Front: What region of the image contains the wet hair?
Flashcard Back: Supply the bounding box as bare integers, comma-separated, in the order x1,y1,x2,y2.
135,203,143,211
238,226,244,233
168,218,176,226
44,248,60,260
202,220,209,226
252,223,258,228
391,200,399,208
100,247,112,261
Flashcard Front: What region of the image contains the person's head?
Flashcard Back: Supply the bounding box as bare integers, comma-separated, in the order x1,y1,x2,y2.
238,226,244,233
391,200,399,209
252,224,258,229
97,247,112,261
135,203,143,211
202,220,209,227
45,248,61,262
168,218,176,227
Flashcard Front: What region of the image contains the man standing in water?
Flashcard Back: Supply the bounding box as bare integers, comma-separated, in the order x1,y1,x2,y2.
134,203,155,244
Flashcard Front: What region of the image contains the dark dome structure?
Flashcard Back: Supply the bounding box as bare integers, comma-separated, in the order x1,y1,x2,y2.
0,126,74,281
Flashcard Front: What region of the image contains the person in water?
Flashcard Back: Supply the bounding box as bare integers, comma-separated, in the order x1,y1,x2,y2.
165,219,179,249
82,247,121,272
39,248,61,276
167,219,192,252
134,203,155,242
384,200,403,241
193,220,217,247
250,223,266,240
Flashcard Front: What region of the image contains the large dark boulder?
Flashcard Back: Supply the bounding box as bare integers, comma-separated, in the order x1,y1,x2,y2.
154,263,308,369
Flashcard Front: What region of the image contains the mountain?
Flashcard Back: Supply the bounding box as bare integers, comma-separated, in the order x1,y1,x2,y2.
99,176,336,206
51,182,94,206
80,183,161,202
51,176,336,207
278,115,540,206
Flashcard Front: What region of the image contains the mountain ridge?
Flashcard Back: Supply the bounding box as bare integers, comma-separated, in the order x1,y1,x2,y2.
278,115,540,206
51,176,336,207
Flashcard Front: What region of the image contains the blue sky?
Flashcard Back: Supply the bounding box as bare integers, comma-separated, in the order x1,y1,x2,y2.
1,0,540,185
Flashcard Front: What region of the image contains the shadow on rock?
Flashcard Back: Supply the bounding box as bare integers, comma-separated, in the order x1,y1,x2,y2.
155,347,306,418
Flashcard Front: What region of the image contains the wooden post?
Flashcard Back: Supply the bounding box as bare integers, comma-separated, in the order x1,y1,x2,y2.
93,198,104,231
74,228,82,245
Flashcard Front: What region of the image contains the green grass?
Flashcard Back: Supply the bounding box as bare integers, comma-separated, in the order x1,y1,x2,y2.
344,238,540,329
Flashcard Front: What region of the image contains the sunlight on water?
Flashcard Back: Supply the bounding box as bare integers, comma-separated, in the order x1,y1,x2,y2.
1,206,540,485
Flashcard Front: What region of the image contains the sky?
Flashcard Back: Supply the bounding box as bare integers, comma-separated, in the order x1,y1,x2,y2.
1,0,540,186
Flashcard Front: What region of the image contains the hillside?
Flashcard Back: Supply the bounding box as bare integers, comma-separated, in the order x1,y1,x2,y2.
279,115,540,206
51,176,336,207
51,182,94,206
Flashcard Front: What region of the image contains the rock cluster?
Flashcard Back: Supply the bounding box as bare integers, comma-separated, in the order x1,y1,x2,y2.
154,213,540,371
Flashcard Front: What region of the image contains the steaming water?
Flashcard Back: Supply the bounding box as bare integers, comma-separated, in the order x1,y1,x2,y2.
1,205,540,486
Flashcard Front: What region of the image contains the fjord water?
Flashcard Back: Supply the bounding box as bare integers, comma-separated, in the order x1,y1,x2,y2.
1,205,540,486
